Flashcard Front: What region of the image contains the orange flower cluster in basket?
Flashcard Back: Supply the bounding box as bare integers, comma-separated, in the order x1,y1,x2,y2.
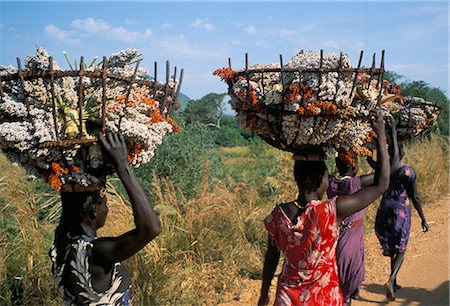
297,100,339,116
128,143,144,163
382,80,403,95
48,162,69,191
285,84,315,102
213,67,236,81
113,93,180,133
338,150,357,167
237,87,259,111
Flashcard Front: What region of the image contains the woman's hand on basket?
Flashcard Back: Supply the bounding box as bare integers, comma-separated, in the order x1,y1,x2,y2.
99,132,129,169
371,111,386,137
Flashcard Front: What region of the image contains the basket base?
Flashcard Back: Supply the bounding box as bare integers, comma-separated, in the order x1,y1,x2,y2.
60,180,106,193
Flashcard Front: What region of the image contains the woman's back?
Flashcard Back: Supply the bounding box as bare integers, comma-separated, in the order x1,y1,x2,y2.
264,198,342,305
50,235,131,306
383,164,415,201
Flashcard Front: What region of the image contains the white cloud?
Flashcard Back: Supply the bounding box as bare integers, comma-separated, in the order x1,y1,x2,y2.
71,18,110,34
245,25,257,35
143,29,152,38
151,35,225,59
204,23,215,33
44,24,81,46
43,18,153,43
160,23,173,30
190,18,215,32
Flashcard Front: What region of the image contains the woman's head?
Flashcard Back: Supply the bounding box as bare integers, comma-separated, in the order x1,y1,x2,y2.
335,155,358,177
294,160,328,198
53,190,107,266
60,189,108,230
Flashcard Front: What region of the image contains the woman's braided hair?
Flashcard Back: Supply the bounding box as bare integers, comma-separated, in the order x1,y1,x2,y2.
294,160,328,194
52,191,102,267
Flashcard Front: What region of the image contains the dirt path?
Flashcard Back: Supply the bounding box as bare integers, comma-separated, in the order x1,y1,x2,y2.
219,196,449,306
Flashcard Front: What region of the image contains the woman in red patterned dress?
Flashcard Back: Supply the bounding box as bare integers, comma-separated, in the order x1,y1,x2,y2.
258,113,390,306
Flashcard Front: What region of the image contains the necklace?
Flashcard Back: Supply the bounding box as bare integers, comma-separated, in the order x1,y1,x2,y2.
293,200,308,209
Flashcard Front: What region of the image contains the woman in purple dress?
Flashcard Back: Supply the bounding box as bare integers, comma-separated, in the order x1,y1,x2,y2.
375,120,429,301
327,154,375,306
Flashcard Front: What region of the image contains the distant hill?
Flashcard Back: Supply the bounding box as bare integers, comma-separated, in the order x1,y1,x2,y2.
177,92,191,110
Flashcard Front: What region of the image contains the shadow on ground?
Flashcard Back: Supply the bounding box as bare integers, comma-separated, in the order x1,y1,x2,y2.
358,281,449,305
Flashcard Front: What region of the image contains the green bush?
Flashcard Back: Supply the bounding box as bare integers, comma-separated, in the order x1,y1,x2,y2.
134,121,225,200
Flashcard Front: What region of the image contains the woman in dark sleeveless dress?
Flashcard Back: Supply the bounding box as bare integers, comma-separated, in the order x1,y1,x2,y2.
50,133,161,305
375,121,429,301
258,113,390,306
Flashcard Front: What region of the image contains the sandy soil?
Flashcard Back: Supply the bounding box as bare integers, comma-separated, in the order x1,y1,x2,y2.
219,196,449,306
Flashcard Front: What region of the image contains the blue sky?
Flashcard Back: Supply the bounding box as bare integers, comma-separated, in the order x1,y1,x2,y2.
0,1,448,99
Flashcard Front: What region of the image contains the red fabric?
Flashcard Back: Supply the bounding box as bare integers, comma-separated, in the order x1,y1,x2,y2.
264,198,343,306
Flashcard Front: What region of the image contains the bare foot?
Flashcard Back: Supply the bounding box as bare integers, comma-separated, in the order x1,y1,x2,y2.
384,281,396,301
394,283,402,292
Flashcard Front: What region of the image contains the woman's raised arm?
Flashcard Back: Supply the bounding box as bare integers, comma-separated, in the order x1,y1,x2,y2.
92,133,161,266
336,113,390,223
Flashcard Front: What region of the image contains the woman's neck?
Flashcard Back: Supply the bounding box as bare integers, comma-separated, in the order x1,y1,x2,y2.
80,222,97,238
297,191,321,205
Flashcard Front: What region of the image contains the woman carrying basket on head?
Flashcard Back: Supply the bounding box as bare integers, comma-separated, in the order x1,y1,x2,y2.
258,112,390,306
375,118,428,301
49,132,161,305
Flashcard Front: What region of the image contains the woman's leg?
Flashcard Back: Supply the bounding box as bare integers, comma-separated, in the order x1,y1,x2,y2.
385,253,405,300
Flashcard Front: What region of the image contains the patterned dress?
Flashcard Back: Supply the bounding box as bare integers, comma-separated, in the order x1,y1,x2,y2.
375,165,415,256
50,235,131,306
264,198,343,306
327,176,365,304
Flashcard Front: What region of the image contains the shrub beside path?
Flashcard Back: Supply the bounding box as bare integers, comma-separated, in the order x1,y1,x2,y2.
219,196,449,306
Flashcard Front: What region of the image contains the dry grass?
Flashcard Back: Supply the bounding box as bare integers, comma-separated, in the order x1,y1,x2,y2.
402,135,449,203
0,135,448,304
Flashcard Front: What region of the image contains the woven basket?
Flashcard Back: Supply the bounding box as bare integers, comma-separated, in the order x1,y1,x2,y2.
216,50,386,156
395,97,441,141
0,56,183,147
0,49,183,190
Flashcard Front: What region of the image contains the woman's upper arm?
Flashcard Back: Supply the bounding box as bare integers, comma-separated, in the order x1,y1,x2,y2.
91,230,149,266
336,185,383,219
360,174,374,187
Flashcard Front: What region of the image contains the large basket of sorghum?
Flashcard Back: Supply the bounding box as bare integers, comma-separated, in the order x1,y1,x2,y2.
0,47,183,190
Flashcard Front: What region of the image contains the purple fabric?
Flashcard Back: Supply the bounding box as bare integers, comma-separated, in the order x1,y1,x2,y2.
327,175,365,303
375,165,415,257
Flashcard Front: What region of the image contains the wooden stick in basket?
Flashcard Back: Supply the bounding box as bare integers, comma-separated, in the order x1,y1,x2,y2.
49,57,59,140
368,53,376,89
332,52,343,104
0,74,3,103
350,51,364,97
119,59,141,130
279,54,285,96
78,56,85,137
169,68,184,116
160,60,170,113
153,61,157,98
377,50,385,101
245,53,250,101
316,49,323,101
101,56,108,135
16,57,30,113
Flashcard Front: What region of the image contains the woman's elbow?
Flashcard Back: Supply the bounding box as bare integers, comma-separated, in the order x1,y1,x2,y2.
140,219,161,242
147,221,161,240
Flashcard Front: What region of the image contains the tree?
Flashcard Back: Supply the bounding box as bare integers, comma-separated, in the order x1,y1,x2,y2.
183,93,226,126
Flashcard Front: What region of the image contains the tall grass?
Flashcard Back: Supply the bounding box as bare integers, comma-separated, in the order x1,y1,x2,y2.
0,135,448,304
